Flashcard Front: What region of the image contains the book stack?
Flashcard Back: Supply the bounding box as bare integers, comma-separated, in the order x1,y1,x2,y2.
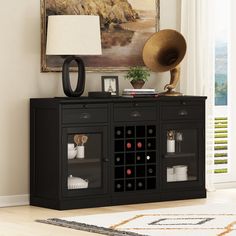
122,89,158,98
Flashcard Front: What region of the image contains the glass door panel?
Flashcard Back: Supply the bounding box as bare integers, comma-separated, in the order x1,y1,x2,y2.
166,161,198,183
63,126,108,196
161,123,204,188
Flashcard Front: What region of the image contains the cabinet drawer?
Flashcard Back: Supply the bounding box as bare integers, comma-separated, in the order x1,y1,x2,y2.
114,103,156,122
62,105,108,124
161,102,203,121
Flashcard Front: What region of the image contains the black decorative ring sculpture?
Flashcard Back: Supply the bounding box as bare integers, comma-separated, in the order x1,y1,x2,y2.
62,56,85,97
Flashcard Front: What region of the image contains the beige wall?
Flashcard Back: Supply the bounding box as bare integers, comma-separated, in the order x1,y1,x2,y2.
0,0,181,198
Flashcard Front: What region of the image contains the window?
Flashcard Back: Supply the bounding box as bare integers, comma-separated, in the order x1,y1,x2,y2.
214,0,230,181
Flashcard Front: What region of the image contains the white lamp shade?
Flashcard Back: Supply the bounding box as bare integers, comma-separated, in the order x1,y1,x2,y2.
46,15,102,55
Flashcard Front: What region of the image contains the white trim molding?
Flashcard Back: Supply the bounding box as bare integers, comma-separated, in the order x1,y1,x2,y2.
0,194,29,207
214,182,236,190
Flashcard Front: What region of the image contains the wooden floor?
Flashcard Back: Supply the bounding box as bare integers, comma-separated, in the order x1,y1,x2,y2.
0,189,236,236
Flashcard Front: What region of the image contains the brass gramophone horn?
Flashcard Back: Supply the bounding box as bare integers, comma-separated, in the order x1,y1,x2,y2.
142,29,187,96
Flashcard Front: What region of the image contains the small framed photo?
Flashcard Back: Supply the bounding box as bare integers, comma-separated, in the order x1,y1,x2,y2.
101,76,119,96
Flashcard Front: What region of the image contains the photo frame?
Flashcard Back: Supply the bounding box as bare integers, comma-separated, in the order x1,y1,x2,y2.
41,0,160,72
101,76,119,96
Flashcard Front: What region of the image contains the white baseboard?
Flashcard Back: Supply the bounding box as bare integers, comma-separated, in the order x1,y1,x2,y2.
214,182,236,189
0,194,29,207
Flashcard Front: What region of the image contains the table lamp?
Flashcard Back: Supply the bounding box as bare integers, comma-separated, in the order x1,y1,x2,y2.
46,15,102,97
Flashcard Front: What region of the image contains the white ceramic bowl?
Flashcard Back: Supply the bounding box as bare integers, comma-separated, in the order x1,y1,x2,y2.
173,165,188,174
67,175,89,189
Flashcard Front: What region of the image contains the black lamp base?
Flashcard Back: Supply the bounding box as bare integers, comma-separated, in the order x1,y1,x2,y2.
62,56,85,97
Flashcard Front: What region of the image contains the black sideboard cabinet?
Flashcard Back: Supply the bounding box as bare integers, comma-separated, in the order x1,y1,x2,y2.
30,96,207,210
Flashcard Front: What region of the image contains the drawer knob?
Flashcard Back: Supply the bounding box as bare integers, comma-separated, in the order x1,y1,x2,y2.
178,110,188,116
80,112,91,119
130,111,141,118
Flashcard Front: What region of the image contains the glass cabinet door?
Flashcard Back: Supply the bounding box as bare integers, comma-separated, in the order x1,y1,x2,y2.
161,123,204,189
62,126,108,196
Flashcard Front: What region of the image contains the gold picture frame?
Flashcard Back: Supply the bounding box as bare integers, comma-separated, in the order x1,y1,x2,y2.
41,0,160,72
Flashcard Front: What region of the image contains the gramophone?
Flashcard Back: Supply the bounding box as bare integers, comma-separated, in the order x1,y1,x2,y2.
142,29,187,96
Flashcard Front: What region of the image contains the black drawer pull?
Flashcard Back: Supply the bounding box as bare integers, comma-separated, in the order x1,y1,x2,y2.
130,111,141,118
80,113,91,119
178,110,188,116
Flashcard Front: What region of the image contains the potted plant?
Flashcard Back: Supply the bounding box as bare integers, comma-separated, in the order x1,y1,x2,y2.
125,66,150,89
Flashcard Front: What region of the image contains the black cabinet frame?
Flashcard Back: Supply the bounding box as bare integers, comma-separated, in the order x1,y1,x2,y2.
62,126,109,197
160,122,205,190
30,96,206,210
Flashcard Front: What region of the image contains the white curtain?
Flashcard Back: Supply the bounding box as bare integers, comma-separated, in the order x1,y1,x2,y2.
180,0,215,191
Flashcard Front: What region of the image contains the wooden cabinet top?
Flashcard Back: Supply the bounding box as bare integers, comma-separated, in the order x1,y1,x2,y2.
30,96,207,105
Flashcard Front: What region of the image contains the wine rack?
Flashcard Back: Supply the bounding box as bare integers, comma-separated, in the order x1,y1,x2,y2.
114,125,157,192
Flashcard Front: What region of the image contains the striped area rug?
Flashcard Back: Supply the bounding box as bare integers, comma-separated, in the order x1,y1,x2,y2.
37,204,236,236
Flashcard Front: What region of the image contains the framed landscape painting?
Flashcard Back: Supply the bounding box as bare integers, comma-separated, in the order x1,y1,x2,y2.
41,0,160,72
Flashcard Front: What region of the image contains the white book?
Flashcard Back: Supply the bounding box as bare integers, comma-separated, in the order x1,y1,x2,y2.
123,89,157,95
124,88,155,92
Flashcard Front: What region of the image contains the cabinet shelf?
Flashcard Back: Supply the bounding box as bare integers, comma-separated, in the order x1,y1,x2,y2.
114,163,156,167
115,150,156,154
164,152,195,159
114,176,157,180
115,137,154,140
68,158,100,164
167,176,197,183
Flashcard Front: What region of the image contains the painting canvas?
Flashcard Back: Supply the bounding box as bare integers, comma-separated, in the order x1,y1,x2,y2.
41,0,160,72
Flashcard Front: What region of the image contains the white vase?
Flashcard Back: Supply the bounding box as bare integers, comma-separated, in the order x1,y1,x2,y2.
68,143,77,159
77,146,85,159
167,140,175,153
